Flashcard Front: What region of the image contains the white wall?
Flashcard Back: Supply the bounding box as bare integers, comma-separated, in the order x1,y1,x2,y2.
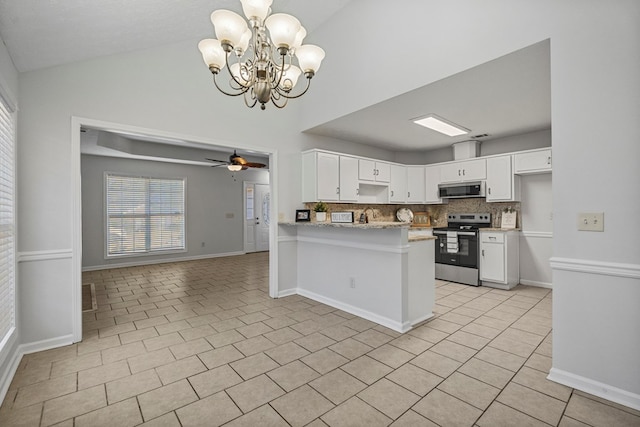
81,155,268,269
303,0,640,408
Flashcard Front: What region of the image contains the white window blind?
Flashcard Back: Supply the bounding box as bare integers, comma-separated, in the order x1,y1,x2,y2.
106,174,185,256
0,93,16,347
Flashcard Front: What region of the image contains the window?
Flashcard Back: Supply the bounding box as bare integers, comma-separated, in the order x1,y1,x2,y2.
0,90,15,347
106,174,185,256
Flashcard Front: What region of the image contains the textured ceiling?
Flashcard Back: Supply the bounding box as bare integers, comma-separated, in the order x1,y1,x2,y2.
0,0,351,72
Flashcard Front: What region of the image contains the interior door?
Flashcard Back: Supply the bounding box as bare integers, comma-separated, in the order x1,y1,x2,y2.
244,183,256,253
254,183,270,252
244,182,270,253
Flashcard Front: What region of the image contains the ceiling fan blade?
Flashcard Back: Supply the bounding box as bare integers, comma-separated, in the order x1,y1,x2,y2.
209,163,228,168
244,162,267,168
206,158,229,164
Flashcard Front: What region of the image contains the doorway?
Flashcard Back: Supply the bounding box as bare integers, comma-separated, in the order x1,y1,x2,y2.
244,182,270,253
71,117,279,342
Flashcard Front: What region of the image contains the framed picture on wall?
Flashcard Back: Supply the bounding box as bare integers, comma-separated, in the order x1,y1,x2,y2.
295,209,311,222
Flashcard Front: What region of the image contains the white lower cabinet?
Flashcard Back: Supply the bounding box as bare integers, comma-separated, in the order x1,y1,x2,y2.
480,231,519,290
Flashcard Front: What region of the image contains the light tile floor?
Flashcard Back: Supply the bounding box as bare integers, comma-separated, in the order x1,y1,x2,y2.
2,252,639,426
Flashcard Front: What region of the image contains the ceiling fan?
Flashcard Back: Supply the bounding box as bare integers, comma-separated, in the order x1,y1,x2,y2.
206,150,267,171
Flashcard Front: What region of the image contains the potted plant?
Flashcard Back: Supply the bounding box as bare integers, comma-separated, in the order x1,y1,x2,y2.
313,201,328,222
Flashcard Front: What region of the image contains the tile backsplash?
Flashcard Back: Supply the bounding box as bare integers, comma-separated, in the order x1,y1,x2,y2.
304,199,520,228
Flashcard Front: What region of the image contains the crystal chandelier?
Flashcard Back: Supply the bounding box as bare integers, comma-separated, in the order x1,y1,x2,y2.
198,0,325,110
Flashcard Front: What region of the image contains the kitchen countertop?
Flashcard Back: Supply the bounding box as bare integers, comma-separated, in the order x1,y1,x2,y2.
279,221,410,229
408,235,437,242
481,228,521,232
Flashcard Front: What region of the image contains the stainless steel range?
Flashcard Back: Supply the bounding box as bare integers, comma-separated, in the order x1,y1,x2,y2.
433,213,491,286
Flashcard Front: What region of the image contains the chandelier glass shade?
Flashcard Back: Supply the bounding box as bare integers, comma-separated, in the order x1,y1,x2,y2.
198,0,325,110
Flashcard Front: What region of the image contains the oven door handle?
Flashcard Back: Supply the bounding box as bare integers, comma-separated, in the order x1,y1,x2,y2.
433,231,476,236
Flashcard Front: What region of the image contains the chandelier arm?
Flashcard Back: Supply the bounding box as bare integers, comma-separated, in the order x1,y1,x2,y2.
243,90,258,108
275,77,312,100
224,50,253,91
271,52,287,91
212,74,249,97
270,94,288,109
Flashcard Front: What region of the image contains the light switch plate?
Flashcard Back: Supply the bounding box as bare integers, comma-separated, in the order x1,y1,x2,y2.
577,212,604,232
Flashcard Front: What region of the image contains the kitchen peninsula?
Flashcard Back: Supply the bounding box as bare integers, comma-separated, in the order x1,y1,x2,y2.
279,221,435,332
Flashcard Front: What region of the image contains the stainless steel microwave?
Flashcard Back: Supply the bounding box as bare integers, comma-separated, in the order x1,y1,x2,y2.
438,181,485,199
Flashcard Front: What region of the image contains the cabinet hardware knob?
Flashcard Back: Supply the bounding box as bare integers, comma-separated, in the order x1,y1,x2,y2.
336,187,340,194
482,249,485,256
407,191,411,198
488,188,491,195
390,190,394,196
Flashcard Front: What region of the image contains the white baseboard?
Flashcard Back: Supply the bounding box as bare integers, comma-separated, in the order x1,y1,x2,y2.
296,288,409,333
19,334,75,356
519,279,553,289
276,288,297,298
0,333,74,406
548,367,640,411
82,251,246,271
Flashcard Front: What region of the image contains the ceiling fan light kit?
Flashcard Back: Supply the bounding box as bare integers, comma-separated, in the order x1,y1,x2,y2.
206,150,267,171
198,0,325,110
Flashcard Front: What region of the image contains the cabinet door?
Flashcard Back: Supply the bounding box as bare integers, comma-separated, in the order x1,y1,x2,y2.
375,162,391,183
481,242,505,283
358,159,376,181
461,158,487,181
486,156,512,202
424,165,443,204
339,156,359,201
316,152,340,201
514,149,552,174
439,163,461,183
406,166,425,203
389,164,407,203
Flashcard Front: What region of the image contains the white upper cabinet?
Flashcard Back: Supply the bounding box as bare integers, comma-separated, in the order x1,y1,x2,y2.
389,164,407,203
406,166,425,203
486,155,520,202
514,148,552,174
302,151,340,202
302,151,359,202
339,155,360,202
424,164,446,204
359,159,390,183
440,158,487,183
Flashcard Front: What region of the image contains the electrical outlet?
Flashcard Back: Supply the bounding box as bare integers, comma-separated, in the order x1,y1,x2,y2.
350,277,356,289
577,212,604,232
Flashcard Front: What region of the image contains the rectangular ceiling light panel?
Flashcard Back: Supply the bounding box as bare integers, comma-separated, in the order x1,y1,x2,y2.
412,115,469,136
